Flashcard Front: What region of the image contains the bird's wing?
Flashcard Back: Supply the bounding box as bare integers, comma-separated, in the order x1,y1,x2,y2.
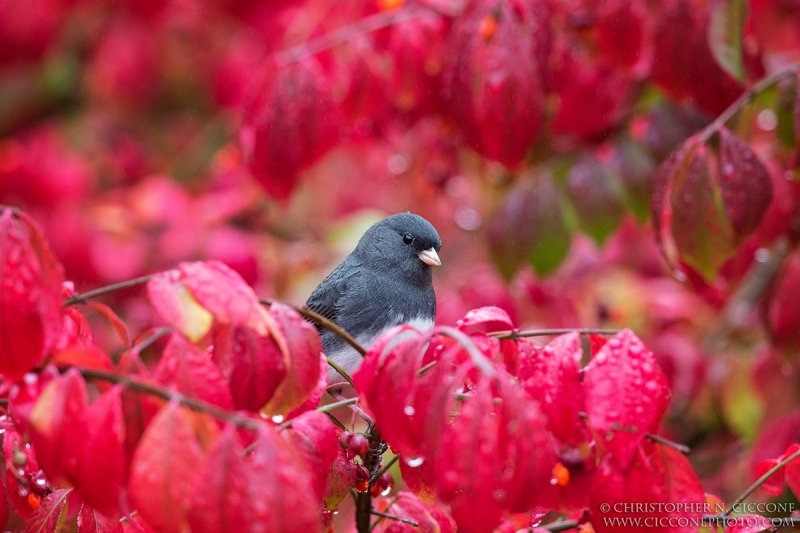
304,259,360,328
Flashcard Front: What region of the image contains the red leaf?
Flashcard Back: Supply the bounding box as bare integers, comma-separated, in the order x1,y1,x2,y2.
353,326,456,459
244,426,321,532
77,503,123,533
71,386,127,518
242,57,342,202
375,492,456,533
456,306,514,335
128,402,206,533
23,488,71,533
723,515,776,533
0,209,64,379
767,254,800,351
286,351,328,419
584,329,670,470
590,445,705,533
212,324,287,412
154,333,233,409
783,443,800,499
399,455,437,504
261,302,323,417
651,136,738,281
755,457,785,496
651,0,743,115
51,344,113,372
442,0,551,168
283,410,338,501
595,0,649,71
517,333,587,446
589,334,608,357
437,374,556,533
0,473,8,531
718,128,773,238
86,302,131,348
178,261,269,334
147,270,213,342
29,369,88,485
2,427,43,520
551,51,632,140
7,364,60,441
324,445,360,510
186,425,251,533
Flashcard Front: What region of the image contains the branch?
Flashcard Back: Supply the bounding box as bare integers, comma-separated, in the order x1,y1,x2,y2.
260,298,366,357
369,510,419,528
370,454,399,484
79,368,263,431
704,236,791,352
720,446,800,517
357,427,386,533
699,61,800,142
63,275,153,306
577,412,691,454
491,328,620,340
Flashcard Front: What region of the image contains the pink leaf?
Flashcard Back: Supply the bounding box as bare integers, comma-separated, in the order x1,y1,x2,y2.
23,488,70,533
0,209,64,379
261,302,323,417
77,503,123,533
212,324,287,412
128,402,206,533
584,329,670,470
154,333,233,409
456,306,514,335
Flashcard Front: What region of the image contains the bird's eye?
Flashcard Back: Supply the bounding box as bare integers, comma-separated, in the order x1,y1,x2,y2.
402,234,414,245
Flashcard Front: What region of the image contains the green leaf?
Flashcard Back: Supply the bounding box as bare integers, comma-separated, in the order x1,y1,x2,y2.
669,143,737,281
708,0,748,83
527,176,572,276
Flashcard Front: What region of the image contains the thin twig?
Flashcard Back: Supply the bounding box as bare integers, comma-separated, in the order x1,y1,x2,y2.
577,412,691,454
492,328,620,340
357,427,385,533
369,510,419,527
699,61,800,142
275,397,359,430
645,433,691,455
63,275,153,306
370,454,399,484
133,326,173,353
704,237,791,352
260,298,366,357
79,368,263,431
720,446,800,517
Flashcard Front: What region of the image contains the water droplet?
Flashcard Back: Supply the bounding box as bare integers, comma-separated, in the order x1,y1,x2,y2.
673,270,687,282
493,489,507,501
381,486,392,496
387,154,410,175
405,456,425,467
271,414,284,424
755,248,770,263
757,109,777,131
404,405,416,416
23,373,36,385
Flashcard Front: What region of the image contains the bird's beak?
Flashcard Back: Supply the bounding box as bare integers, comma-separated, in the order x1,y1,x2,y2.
418,248,442,267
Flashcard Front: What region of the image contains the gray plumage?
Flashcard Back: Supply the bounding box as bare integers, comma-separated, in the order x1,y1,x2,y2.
305,213,442,389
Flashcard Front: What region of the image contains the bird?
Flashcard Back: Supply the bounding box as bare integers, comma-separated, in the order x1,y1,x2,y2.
305,212,442,392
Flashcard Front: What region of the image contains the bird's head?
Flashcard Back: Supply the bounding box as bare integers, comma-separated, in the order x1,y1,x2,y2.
354,212,442,282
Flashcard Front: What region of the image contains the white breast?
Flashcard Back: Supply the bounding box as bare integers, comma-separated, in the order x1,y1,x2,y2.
326,315,435,387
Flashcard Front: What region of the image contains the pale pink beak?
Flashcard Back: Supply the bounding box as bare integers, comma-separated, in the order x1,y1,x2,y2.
418,248,442,267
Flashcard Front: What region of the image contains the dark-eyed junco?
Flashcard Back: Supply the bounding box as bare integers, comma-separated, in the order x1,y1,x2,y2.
306,212,442,390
